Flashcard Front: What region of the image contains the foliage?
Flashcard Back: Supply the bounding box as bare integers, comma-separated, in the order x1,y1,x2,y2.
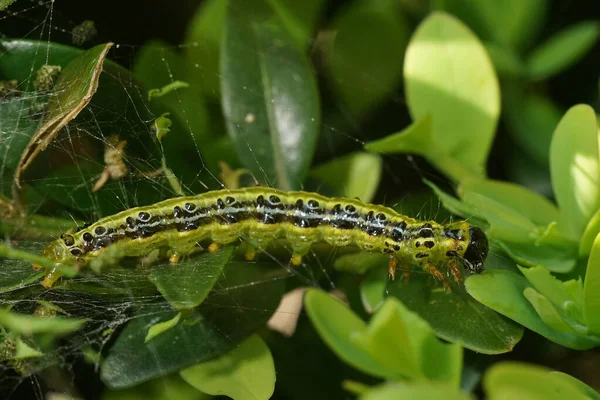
0,0,599,399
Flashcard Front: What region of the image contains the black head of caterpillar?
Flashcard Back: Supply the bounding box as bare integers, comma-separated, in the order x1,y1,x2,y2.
462,226,488,273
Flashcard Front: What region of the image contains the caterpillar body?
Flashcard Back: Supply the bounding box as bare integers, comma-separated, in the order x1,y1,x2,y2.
36,187,489,290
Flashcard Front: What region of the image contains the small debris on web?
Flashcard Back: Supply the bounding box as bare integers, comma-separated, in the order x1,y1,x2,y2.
72,20,98,46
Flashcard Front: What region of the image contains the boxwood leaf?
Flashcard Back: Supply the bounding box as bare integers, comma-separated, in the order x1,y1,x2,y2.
310,152,382,203
526,21,600,81
360,382,470,400
147,246,234,310
484,362,590,400
180,334,275,400
221,0,320,190
404,12,500,180
550,104,600,239
584,232,600,334
466,270,600,349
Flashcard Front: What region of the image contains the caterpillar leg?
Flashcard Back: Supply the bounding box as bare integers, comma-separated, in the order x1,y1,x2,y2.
401,269,411,285
40,267,62,289
424,263,451,292
291,254,303,266
208,242,220,253
448,261,461,285
387,257,398,280
244,246,257,261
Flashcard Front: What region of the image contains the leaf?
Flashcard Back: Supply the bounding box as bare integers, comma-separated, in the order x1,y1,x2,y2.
268,0,326,51
579,208,600,257
361,268,524,354
102,375,211,400
0,95,38,177
303,288,399,380
548,372,600,400
526,21,600,81
11,42,113,210
484,42,524,78
360,382,470,400
221,0,320,190
523,288,577,333
496,240,577,274
0,242,45,293
503,84,562,166
584,232,600,335
100,260,285,388
334,252,386,276
484,362,590,400
0,308,87,335
404,12,500,180
147,246,234,310
459,179,561,229
324,0,410,116
310,152,382,203
180,334,276,400
466,269,600,350
147,81,190,101
518,265,584,326
145,312,182,343
550,104,600,239
0,0,17,11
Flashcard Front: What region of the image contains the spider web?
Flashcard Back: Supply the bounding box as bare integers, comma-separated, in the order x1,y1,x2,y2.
0,1,451,399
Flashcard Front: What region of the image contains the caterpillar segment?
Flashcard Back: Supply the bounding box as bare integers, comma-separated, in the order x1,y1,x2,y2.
35,187,489,290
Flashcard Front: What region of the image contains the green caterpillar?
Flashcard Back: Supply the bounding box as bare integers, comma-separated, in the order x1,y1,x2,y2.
35,187,488,290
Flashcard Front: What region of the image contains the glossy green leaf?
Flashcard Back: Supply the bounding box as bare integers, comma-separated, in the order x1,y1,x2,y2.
324,1,409,116
496,240,577,274
102,375,210,400
523,288,577,333
579,209,600,256
100,260,285,388
459,179,560,228
518,265,584,326
221,0,320,190
268,0,326,50
365,115,432,157
362,268,523,354
548,371,600,400
466,270,600,349
148,246,234,310
526,21,600,81
145,312,182,343
550,104,600,239
484,362,590,400
0,308,86,335
423,179,485,223
304,288,401,380
0,242,45,293
310,152,382,203
503,84,562,166
360,382,470,400
0,95,38,178
180,334,275,400
404,12,500,180
584,232,600,334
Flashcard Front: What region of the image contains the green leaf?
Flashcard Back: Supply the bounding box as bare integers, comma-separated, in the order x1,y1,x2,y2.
523,288,577,333
0,0,17,11
548,371,600,400
459,179,561,228
148,246,234,310
303,288,401,380
0,308,87,335
484,362,590,400
0,242,45,293
503,84,562,166
324,1,409,116
584,232,600,334
334,252,386,275
13,338,43,359
362,268,524,354
550,104,600,239
147,81,190,101
518,265,584,326
102,375,210,400
466,270,600,349
404,12,500,180
184,0,227,98
423,179,484,222
180,334,275,400
145,312,182,343
310,152,382,203
221,0,320,190
100,260,285,388
580,208,600,257
496,240,577,274
484,42,524,78
360,382,470,400
526,21,600,81
0,95,38,178
268,0,326,51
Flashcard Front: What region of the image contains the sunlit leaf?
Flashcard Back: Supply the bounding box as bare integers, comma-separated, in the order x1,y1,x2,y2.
584,232,600,335
180,334,276,400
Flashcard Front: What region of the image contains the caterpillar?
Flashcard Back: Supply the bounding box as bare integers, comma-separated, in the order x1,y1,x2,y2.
35,187,489,290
